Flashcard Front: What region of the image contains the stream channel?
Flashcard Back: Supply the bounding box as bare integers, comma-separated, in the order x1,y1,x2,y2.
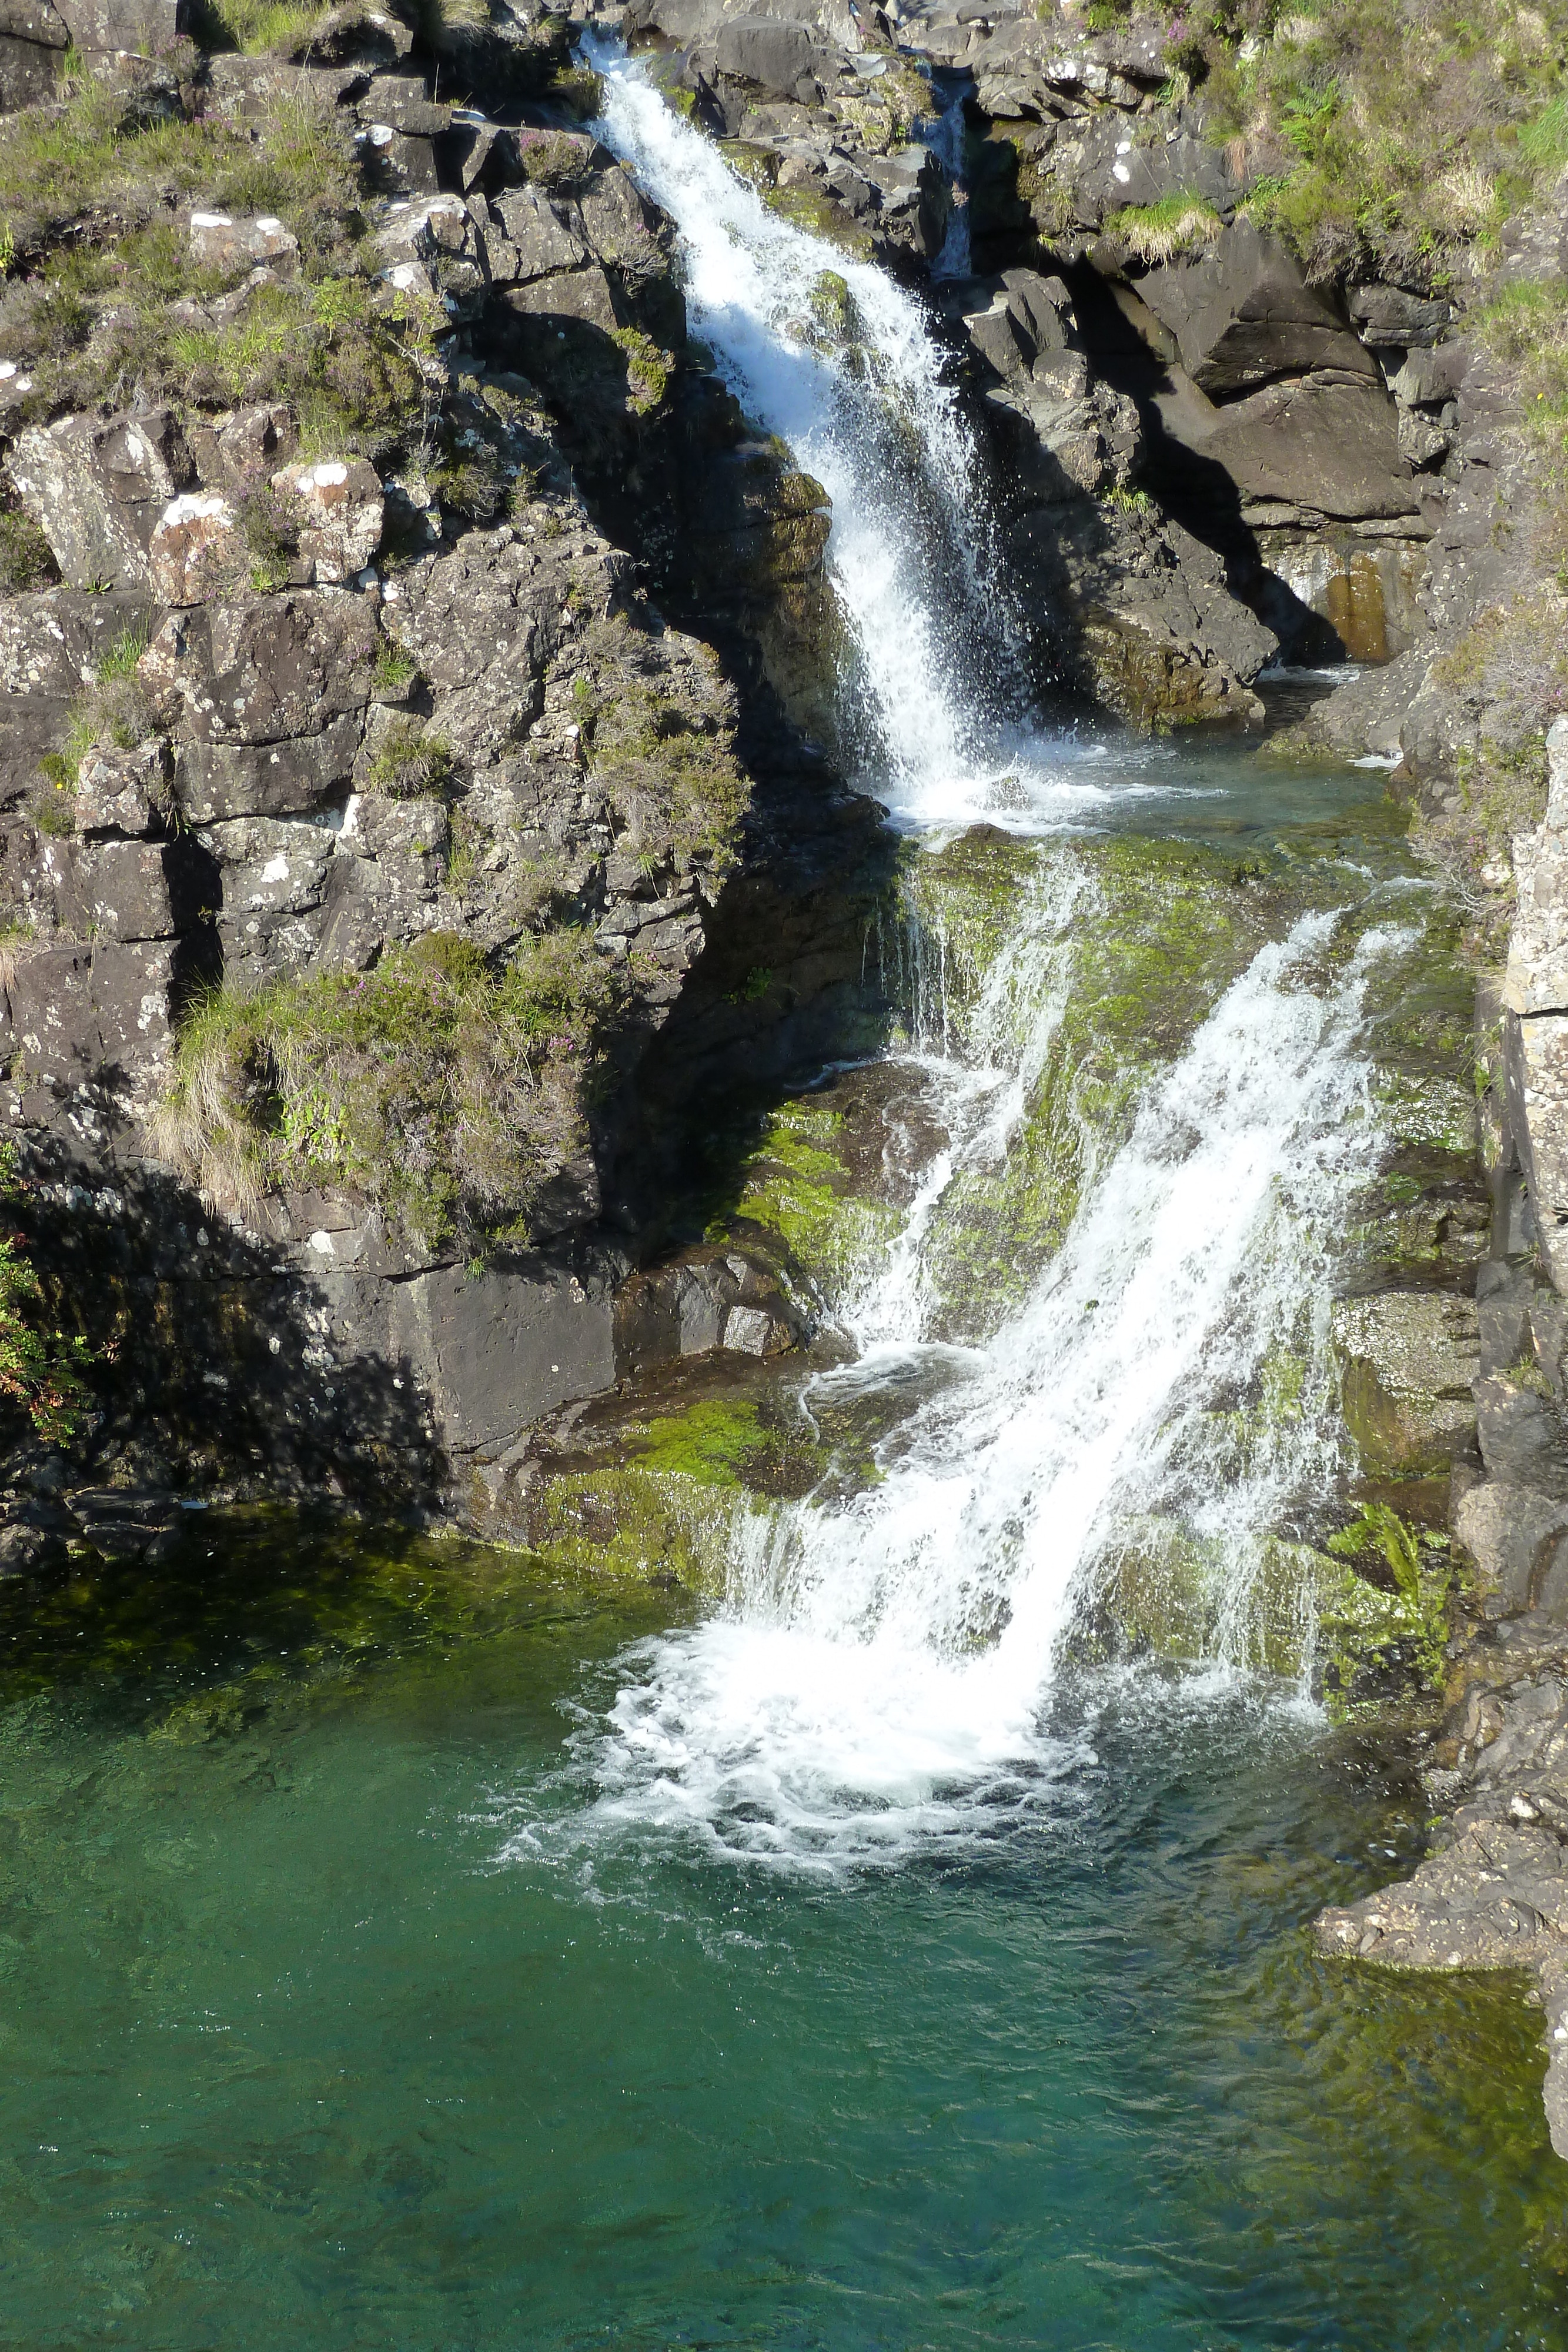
5,46,1568,2352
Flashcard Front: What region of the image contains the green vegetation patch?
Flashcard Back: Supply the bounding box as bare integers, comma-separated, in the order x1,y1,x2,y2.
151,927,621,1249
1156,0,1568,283
574,616,750,869
709,1094,901,1302
635,1395,770,1486
0,76,434,451
525,1461,747,1593
761,181,874,261
0,1142,97,1445
1318,1502,1459,1716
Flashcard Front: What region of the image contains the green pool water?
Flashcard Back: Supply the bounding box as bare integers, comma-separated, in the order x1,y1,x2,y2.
2,1516,1564,2352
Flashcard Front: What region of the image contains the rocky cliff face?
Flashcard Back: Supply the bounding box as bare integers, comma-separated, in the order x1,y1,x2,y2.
0,10,897,1532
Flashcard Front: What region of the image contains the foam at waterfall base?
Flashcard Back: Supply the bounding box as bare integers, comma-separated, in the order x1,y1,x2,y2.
579,1619,1092,1867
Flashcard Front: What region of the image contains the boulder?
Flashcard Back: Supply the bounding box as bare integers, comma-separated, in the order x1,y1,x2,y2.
1506,1011,1568,1292
1388,343,1470,409
1506,719,1568,1018
209,401,295,488
1332,1289,1482,1474
489,182,587,282
1095,132,1232,213
0,0,68,44
202,814,336,975
499,262,621,335
961,269,1072,383
49,838,178,941
0,26,61,109
1178,372,1419,522
186,211,299,273
270,456,383,584
387,1261,616,1452
1455,1481,1568,1613
1136,223,1376,396
75,739,166,837
203,53,364,118
52,0,180,49
442,120,521,198
571,163,671,287
861,146,948,261
11,938,175,1111
357,119,441,197
148,492,238,606
374,193,489,315
713,12,818,93
0,587,152,700
280,0,410,64
1476,1374,1568,1496
1349,283,1452,349
358,70,450,136
316,790,450,970
8,406,193,590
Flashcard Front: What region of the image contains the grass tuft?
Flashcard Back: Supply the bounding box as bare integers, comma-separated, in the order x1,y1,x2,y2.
1105,193,1222,264
152,930,623,1247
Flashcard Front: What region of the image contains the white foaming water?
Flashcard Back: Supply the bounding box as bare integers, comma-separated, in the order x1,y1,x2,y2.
536,911,1389,1870
585,41,1160,834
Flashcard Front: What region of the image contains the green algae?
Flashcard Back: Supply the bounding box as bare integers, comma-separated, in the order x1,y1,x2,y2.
635,1395,770,1486
761,182,874,259
524,1463,745,1594
1086,1521,1325,1680
709,1094,901,1299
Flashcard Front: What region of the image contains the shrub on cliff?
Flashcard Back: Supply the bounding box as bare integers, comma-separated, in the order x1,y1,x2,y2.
0,1145,95,1444
150,929,622,1248
190,0,487,57
575,618,750,870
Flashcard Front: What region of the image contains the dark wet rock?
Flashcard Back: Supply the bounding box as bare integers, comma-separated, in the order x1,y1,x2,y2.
1136,225,1377,399
1168,372,1417,524
614,1242,806,1377
386,1259,618,1453
713,13,820,96
1348,283,1453,350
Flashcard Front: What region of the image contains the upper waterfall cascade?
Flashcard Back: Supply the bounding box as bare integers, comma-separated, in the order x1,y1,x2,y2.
561,51,1416,1866
584,38,1124,833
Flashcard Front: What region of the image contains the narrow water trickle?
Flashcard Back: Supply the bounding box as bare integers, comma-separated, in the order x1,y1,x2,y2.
558,49,1416,1868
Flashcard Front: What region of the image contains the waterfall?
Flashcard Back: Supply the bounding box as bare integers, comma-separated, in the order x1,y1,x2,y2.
551,910,1392,1869
844,851,1092,1351
535,55,1405,1870
584,39,1135,832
